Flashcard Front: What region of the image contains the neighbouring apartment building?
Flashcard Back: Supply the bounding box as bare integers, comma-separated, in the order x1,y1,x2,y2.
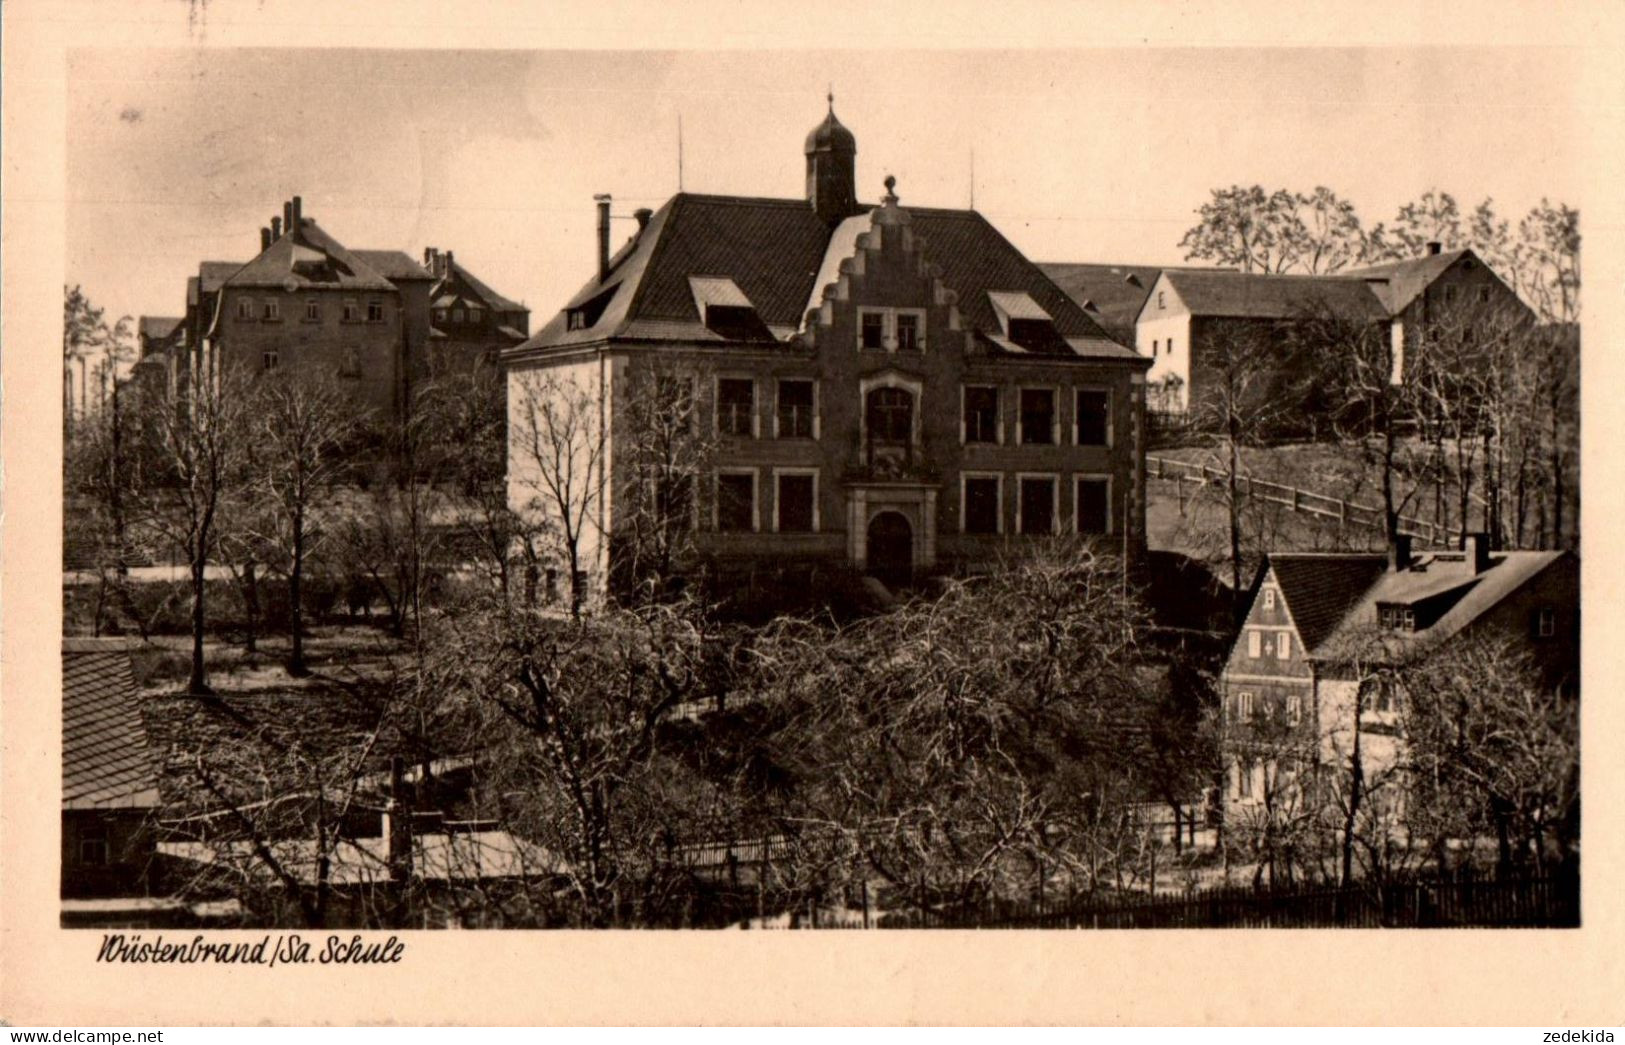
142,198,527,434
503,101,1151,597
1218,535,1578,824
1133,246,1532,415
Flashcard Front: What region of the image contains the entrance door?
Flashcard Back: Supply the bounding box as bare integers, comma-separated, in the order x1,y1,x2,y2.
866,511,914,589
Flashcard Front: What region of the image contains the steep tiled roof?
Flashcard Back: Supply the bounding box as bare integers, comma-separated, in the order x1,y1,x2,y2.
517,192,1125,356
1268,554,1389,653
353,250,434,283
1161,270,1388,322
138,316,183,342
224,220,395,292
63,641,160,811
1343,249,1471,313
1038,263,1165,342
441,257,526,314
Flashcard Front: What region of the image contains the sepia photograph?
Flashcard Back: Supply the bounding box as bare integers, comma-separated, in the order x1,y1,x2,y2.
53,41,1584,937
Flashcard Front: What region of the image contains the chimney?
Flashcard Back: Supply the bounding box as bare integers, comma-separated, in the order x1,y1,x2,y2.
423,246,433,266
444,250,454,273
1426,240,1442,256
634,207,653,232
283,201,294,234
594,194,612,283
271,216,282,240
1462,532,1491,575
1388,533,1413,572
291,195,303,229
260,226,271,251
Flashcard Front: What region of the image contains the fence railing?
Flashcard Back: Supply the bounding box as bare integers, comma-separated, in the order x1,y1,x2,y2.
1146,455,1450,546
889,872,1577,929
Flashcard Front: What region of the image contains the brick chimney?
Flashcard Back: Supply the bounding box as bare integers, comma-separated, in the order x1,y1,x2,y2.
1462,532,1491,574
634,207,653,231
271,216,281,240
595,194,612,283
1388,533,1413,572
1426,240,1442,256
291,195,303,229
283,201,294,235
260,226,271,251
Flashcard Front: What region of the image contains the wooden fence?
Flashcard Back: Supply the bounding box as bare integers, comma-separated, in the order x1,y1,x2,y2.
1147,455,1451,546
888,872,1578,929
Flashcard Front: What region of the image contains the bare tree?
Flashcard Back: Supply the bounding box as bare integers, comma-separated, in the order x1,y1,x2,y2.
508,369,609,617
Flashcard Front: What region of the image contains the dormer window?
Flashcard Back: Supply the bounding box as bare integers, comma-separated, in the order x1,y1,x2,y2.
988,291,1064,352
564,283,619,333
1378,603,1417,631
690,277,772,341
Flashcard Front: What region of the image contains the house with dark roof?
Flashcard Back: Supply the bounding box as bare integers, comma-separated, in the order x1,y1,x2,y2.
422,246,530,377
503,100,1151,598
62,638,162,901
1134,244,1532,415
1219,535,1577,822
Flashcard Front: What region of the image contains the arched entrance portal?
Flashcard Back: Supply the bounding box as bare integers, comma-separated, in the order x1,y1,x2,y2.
866,511,913,589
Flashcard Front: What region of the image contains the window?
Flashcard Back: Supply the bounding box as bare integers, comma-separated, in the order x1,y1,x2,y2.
1168,337,1176,356
1263,588,1277,610
305,299,321,321
717,378,755,438
340,347,361,378
1277,632,1291,659
368,300,385,322
1075,389,1110,446
435,308,449,323
860,311,886,349
79,837,109,867
1479,286,1491,303
1237,759,1253,798
895,313,921,352
1247,630,1262,658
1379,603,1416,631
237,298,254,319
963,386,999,444
1075,477,1109,534
452,307,465,324
262,350,280,371
1536,606,1556,639
1019,388,1055,445
343,299,359,322
262,299,280,321
655,375,695,433
777,380,815,439
654,473,695,534
1157,291,1165,309
1018,475,1056,535
1444,286,1459,304
963,475,1001,534
716,472,756,533
468,306,483,325
1236,691,1256,722
1287,692,1303,724
1152,339,1159,358
775,472,816,533
866,387,913,444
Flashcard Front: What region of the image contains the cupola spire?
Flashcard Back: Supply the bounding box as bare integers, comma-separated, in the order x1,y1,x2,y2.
805,95,858,227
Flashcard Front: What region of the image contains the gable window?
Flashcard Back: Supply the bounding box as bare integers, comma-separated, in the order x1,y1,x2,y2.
895,313,921,352
860,311,886,349
262,349,280,372
237,298,255,320
777,380,816,439
343,299,359,322
716,471,757,533
963,386,999,444
1075,476,1109,535
368,300,385,322
1157,291,1166,309
452,307,465,324
962,474,1001,535
468,306,483,325
775,471,817,533
305,299,321,322
1019,388,1056,445
716,378,756,438
434,307,449,323
262,300,281,321
1263,588,1277,610
1536,606,1556,639
1247,630,1262,658
1017,475,1057,535
1075,389,1110,446
1479,286,1491,303
1277,632,1291,659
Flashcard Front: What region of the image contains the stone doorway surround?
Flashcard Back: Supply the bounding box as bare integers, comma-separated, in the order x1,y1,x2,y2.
845,482,938,576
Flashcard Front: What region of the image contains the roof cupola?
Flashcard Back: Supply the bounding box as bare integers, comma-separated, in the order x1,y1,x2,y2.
805,92,858,227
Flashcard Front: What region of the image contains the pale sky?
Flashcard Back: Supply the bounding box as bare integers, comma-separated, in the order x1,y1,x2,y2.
67,47,1583,332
